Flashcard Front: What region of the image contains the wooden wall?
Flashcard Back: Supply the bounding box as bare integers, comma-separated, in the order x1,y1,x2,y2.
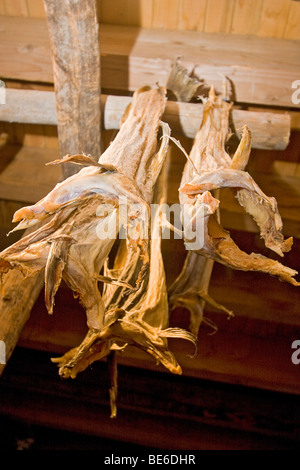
0,0,299,39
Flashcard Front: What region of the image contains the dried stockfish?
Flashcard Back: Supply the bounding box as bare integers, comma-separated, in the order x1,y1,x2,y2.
0,87,165,327
0,85,195,416
169,85,299,336
51,118,196,416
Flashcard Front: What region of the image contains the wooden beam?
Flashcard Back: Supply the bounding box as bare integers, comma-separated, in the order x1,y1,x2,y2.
0,1,102,376
0,17,299,108
42,0,101,177
0,88,291,150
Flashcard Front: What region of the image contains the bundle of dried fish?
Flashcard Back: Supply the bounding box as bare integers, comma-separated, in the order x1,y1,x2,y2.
1,162,150,331
0,86,195,416
50,105,196,417
169,85,299,336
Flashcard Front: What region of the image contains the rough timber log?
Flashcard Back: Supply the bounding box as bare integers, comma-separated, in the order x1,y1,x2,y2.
0,0,101,375
43,0,101,178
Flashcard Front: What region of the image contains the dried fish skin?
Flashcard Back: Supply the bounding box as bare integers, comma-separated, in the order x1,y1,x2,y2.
1,200,105,329
11,164,146,233
100,86,167,204
0,166,152,330
180,167,293,257
169,72,298,338
51,125,197,394
2,85,198,416
176,89,298,285
235,189,293,257
52,201,196,381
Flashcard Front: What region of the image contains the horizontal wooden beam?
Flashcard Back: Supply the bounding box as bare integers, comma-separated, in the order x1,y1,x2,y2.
0,17,299,108
0,88,291,150
1,347,299,450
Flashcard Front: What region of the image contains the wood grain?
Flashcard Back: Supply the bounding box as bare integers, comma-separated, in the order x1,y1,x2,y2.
43,0,101,178
0,88,291,150
178,0,207,31
0,1,299,40
204,0,235,33
257,0,291,38
1,17,299,107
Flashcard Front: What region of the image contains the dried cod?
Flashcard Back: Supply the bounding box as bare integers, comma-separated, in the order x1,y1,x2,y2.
169,85,299,336
50,103,196,417
0,86,195,415
0,74,299,416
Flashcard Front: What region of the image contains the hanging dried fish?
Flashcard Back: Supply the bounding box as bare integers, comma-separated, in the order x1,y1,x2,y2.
0,87,166,325
51,119,196,417
0,162,150,330
169,85,299,336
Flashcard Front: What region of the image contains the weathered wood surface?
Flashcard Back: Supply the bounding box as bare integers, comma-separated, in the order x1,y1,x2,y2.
0,89,291,150
42,0,101,178
0,17,300,108
0,269,44,376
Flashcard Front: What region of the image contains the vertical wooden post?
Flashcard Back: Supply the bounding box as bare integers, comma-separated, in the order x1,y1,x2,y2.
0,0,102,375
43,0,102,177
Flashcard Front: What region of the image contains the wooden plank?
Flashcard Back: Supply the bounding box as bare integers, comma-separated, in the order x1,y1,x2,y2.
178,0,207,31
257,0,291,38
99,0,140,26
231,0,263,35
43,0,101,178
138,0,154,28
0,146,61,203
204,0,234,33
0,0,29,16
0,17,299,108
284,0,300,40
152,0,180,29
0,89,57,125
0,89,291,150
26,0,46,18
99,0,154,27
